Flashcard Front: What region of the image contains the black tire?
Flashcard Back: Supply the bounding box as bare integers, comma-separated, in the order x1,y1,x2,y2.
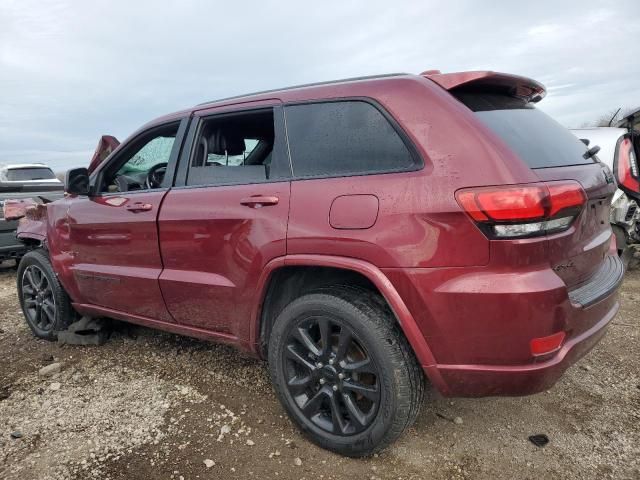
267,286,425,457
17,249,75,340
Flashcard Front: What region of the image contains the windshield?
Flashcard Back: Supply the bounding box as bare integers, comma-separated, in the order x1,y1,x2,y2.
5,167,57,181
118,136,175,175
456,92,594,169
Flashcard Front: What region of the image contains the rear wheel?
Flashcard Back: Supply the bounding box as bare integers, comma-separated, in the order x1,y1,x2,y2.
267,286,425,456
17,249,75,340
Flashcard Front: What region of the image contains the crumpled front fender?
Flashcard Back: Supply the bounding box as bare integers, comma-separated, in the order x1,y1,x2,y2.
7,202,49,243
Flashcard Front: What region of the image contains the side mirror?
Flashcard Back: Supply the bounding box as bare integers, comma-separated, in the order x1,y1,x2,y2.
65,168,91,196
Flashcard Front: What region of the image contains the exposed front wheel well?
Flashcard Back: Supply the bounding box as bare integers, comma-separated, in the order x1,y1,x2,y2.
258,266,380,356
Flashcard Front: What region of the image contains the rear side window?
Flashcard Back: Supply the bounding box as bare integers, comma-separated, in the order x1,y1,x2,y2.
456,92,593,169
285,101,418,178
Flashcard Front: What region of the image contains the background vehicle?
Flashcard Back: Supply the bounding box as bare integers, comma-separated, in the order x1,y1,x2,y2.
0,164,63,262
572,124,640,257
10,71,622,456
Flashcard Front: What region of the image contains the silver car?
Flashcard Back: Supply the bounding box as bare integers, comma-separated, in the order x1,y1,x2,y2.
571,126,640,255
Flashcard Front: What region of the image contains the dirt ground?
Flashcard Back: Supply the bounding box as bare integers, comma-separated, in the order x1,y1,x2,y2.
0,261,638,480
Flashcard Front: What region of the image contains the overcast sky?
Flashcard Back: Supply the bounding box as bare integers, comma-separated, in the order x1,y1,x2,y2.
1,0,639,172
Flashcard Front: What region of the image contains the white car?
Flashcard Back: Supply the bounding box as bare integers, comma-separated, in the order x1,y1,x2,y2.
0,163,63,262
0,163,63,188
571,126,640,254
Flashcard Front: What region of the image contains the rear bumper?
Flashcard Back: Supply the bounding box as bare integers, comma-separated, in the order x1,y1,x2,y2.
382,254,622,397
430,298,617,396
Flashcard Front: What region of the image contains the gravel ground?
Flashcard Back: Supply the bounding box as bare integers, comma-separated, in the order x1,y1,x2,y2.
0,260,638,480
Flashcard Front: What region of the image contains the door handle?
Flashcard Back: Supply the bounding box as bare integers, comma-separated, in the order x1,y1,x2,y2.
240,195,279,208
125,202,153,212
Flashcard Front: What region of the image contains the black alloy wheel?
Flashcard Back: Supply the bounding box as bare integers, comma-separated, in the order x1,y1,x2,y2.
283,315,380,435
268,286,425,457
21,264,57,332
17,249,75,340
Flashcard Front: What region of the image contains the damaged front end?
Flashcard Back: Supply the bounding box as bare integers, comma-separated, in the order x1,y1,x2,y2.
3,199,51,245
3,134,121,248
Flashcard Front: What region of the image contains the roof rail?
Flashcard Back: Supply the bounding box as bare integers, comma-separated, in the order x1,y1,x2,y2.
196,73,409,106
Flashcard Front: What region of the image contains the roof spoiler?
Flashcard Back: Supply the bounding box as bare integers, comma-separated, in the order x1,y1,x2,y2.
421,70,546,103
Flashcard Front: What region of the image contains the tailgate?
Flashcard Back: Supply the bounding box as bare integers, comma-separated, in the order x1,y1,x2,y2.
535,163,617,288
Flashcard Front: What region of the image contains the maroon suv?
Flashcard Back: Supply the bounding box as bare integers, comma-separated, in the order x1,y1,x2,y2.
11,70,622,456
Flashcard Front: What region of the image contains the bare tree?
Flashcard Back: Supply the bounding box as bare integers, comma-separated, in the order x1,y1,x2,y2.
580,107,636,128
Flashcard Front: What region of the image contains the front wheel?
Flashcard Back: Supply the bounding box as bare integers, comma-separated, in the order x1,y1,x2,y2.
17,249,75,340
267,287,425,457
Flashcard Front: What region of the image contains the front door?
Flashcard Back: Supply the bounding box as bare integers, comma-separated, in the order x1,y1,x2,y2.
158,103,291,338
67,119,187,322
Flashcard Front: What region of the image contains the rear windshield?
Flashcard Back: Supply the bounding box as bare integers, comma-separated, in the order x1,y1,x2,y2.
5,167,56,181
456,92,593,169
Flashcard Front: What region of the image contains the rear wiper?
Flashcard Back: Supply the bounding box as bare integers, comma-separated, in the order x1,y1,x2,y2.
583,145,601,160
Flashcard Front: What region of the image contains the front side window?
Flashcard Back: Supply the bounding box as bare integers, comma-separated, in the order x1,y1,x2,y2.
187,108,287,186
100,124,178,193
285,101,418,178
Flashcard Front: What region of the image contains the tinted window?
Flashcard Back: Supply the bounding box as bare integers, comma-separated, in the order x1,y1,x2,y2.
285,101,417,177
6,167,56,181
457,92,593,169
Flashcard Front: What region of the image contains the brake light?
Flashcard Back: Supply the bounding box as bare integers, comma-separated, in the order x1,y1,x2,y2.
616,138,639,193
530,331,566,356
456,181,586,239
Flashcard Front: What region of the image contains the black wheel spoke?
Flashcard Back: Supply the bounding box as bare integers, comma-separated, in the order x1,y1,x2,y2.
36,269,46,289
301,389,326,416
35,304,44,328
22,285,35,296
287,374,313,394
343,379,379,401
343,358,376,374
285,344,316,371
318,318,331,356
24,298,37,308
335,327,352,361
342,393,368,428
25,269,38,290
293,327,321,357
42,300,56,324
329,392,347,434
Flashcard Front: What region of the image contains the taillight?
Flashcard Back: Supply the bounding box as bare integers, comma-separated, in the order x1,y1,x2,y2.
456,181,587,239
616,137,639,193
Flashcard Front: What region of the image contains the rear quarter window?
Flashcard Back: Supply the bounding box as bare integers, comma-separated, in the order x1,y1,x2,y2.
285,101,419,178
456,92,593,169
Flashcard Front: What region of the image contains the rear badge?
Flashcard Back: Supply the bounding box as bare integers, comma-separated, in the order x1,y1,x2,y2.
553,260,575,273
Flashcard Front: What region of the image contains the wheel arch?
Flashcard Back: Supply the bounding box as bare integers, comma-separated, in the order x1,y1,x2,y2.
252,254,444,389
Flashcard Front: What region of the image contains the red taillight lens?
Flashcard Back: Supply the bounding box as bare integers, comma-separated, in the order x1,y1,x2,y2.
547,182,588,217
530,331,566,356
616,138,639,193
456,181,586,239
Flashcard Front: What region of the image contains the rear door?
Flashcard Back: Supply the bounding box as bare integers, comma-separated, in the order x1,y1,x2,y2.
158,101,291,338
461,92,617,288
66,119,187,321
